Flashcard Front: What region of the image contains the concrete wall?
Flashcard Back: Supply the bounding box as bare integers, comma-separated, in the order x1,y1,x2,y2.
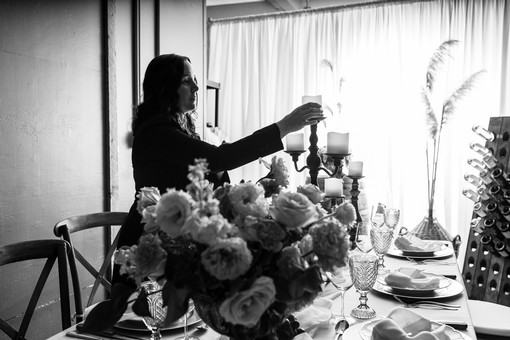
0,0,206,338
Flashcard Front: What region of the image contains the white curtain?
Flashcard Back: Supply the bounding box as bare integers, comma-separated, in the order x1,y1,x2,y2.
208,0,510,251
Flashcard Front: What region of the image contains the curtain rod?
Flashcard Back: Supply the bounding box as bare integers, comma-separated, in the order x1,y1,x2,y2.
208,0,435,23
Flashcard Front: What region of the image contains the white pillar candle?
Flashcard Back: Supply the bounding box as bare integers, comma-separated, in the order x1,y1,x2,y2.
325,178,343,197
327,132,349,154
349,161,363,176
286,133,305,151
302,95,322,105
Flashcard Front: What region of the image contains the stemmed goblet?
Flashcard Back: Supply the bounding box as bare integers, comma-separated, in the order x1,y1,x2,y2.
384,208,400,231
330,253,354,323
349,254,378,319
141,280,168,340
355,221,374,253
175,300,199,340
370,204,386,228
370,226,393,274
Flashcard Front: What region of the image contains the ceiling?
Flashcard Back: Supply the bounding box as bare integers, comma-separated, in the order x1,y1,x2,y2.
206,0,361,12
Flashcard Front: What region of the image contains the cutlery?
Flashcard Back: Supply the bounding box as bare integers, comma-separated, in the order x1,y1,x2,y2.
394,296,461,310
405,257,456,265
334,319,349,340
432,320,468,330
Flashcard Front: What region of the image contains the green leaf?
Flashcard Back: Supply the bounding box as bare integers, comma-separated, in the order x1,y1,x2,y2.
132,289,151,317
161,282,190,327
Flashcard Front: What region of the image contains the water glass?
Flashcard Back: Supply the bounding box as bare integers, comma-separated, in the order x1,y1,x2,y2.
370,226,393,274
141,281,167,340
355,221,374,253
349,254,378,319
330,255,354,321
384,208,400,230
370,204,386,228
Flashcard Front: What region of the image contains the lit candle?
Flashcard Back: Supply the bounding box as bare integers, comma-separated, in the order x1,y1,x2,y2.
349,161,363,176
327,132,349,154
302,95,322,105
325,178,343,197
286,133,305,151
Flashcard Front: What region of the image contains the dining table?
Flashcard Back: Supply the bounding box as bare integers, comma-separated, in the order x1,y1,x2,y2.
47,241,478,340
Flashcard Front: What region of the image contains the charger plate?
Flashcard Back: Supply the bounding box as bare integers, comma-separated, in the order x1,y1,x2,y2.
372,277,463,299
377,272,451,295
386,243,454,259
355,318,467,340
115,309,201,332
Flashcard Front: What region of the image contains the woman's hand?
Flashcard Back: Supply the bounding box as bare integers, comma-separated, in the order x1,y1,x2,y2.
276,102,325,138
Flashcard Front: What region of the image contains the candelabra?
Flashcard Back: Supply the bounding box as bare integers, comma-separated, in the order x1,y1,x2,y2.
284,123,349,186
348,175,364,223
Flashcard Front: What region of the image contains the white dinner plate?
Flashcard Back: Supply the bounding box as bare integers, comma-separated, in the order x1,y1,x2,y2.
467,299,510,336
372,277,463,299
386,242,454,259
377,272,451,295
114,309,201,332
355,318,467,340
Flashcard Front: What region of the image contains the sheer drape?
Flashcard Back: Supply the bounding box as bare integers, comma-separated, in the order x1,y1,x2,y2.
208,0,510,247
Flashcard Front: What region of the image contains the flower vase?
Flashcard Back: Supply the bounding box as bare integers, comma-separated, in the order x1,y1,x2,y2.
409,209,452,241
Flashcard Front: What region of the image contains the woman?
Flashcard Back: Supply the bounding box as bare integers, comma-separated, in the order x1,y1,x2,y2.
113,53,324,285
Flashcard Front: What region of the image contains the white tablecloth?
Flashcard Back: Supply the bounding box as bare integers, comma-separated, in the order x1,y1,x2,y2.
47,244,477,340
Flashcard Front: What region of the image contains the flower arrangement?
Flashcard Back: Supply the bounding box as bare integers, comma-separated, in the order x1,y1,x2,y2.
82,158,355,339
412,39,484,240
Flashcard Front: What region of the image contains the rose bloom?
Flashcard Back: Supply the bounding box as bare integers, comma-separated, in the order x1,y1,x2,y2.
201,237,253,280
141,205,158,233
134,234,167,279
228,182,269,220
241,218,286,252
296,184,324,204
309,219,349,272
276,246,307,279
182,211,233,245
333,202,357,227
269,192,319,230
219,276,276,327
187,158,208,182
136,187,161,214
155,188,193,237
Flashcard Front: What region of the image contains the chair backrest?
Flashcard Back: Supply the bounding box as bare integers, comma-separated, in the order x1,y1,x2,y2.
0,239,72,339
53,212,129,322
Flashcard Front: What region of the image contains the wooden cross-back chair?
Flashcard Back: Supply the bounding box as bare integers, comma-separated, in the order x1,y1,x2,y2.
0,239,73,340
53,212,129,322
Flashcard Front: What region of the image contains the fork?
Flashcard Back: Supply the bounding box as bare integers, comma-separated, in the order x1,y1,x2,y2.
394,296,461,310
405,257,456,265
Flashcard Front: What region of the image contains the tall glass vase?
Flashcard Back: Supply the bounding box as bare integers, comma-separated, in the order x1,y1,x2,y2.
409,209,452,241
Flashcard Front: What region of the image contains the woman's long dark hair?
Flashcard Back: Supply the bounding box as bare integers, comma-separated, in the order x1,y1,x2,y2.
132,54,199,138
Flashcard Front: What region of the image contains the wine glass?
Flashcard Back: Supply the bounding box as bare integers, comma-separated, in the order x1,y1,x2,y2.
349,253,378,319
370,204,386,228
141,280,168,340
355,221,374,253
330,253,354,323
384,208,400,231
175,300,199,340
370,226,393,274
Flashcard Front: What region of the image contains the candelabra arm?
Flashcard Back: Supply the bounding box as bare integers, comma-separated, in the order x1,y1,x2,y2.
348,176,364,223
294,163,308,173
317,166,338,178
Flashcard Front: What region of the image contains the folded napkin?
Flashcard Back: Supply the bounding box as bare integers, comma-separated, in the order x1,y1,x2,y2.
371,307,449,340
394,235,443,252
294,297,334,331
385,267,441,290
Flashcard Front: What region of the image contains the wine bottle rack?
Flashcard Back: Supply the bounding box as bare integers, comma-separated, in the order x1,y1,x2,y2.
462,117,510,307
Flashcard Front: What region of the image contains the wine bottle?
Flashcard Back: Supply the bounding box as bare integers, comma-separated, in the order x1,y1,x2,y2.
462,189,480,203
473,202,488,217
498,222,510,239
486,201,502,219
500,205,510,222
491,168,510,188
472,124,495,141
483,153,499,169
494,239,510,257
469,142,491,157
480,234,495,253
489,184,505,202
477,185,491,201
464,174,482,187
483,217,498,230
479,169,493,185
468,158,486,172
471,217,484,233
